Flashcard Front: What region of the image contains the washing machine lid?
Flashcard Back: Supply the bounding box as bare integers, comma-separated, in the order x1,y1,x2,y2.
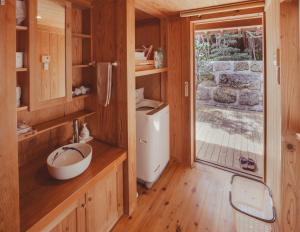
136,99,162,111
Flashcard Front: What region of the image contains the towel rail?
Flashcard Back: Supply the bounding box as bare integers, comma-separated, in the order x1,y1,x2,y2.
89,61,118,67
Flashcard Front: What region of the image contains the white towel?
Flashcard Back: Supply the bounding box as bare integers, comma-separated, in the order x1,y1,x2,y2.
97,62,112,107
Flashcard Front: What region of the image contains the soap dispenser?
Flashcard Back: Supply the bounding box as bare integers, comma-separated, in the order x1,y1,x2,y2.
80,123,90,141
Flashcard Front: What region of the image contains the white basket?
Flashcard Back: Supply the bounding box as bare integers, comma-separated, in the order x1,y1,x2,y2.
230,175,276,232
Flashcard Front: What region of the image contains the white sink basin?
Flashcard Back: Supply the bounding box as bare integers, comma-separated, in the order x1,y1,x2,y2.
47,143,92,180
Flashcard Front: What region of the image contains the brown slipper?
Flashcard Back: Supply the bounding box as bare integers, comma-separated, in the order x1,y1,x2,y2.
239,156,248,170
246,158,257,172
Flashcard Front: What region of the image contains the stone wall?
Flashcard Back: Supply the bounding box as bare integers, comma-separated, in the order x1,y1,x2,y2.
196,61,264,112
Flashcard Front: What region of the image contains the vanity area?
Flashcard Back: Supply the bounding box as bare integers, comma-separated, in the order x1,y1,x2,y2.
20,141,126,232
15,0,133,231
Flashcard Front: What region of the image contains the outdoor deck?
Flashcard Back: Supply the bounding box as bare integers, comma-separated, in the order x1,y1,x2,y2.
196,105,264,178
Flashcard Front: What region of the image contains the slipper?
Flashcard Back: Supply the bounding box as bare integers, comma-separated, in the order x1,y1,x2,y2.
246,158,257,172
239,156,248,170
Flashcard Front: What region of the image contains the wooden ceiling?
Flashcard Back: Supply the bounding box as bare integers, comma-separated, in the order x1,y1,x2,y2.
135,0,251,16
135,9,157,21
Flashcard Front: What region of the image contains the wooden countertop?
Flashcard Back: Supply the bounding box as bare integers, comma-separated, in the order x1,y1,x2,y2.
19,140,127,232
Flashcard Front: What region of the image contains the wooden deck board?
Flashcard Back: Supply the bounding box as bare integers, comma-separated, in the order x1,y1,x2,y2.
196,106,264,178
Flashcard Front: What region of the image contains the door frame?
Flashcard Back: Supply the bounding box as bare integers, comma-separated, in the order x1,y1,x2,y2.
188,13,267,180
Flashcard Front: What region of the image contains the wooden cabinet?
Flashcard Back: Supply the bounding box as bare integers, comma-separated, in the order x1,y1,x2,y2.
49,198,85,232
16,0,95,112
50,211,78,232
29,0,73,110
46,164,123,232
86,165,123,232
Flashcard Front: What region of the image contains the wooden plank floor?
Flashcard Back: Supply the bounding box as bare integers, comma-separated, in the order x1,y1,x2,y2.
196,106,264,178
112,161,236,232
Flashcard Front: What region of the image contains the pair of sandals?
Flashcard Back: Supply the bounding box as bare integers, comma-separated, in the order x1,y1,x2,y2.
239,156,257,172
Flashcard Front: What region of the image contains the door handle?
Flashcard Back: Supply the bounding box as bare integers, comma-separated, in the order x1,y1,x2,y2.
184,81,189,97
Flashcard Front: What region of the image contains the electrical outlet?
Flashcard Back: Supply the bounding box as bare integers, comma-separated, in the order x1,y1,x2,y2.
1,0,5,6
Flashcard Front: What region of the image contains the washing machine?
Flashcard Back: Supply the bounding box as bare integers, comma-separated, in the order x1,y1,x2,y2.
136,98,170,188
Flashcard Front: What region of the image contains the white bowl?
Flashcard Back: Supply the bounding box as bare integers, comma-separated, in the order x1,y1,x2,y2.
296,133,300,141
47,143,92,180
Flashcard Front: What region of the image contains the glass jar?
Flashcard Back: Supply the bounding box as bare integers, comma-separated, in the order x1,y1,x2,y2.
154,48,164,69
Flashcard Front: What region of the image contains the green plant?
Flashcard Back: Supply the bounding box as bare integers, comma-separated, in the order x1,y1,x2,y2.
195,29,263,61
195,37,210,61
209,33,252,61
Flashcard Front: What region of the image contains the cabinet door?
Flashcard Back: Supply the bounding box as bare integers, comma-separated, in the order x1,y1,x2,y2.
47,197,86,232
50,210,77,232
86,164,123,232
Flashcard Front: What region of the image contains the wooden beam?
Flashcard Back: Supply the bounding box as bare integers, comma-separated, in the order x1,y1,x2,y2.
91,0,137,216
180,0,265,18
0,0,20,231
134,0,167,19
194,17,262,31
117,0,137,216
188,7,264,22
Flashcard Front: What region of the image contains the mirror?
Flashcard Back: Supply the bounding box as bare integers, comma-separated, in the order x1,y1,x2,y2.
36,0,66,102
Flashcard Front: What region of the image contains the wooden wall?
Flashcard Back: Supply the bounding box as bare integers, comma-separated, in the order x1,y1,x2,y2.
0,0,20,231
281,132,300,232
90,0,136,215
265,0,300,231
135,20,162,101
264,0,282,223
136,20,160,52
280,1,300,231
18,100,86,167
280,1,300,132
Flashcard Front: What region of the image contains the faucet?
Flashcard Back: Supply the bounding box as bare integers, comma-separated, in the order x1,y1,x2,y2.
73,119,79,143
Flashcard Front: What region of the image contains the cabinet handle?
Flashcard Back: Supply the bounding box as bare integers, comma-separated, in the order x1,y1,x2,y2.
88,197,92,202
81,203,86,208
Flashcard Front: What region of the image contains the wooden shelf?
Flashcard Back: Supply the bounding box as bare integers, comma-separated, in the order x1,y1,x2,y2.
72,33,91,38
18,110,96,142
73,64,92,68
72,94,92,100
16,68,28,72
20,140,127,232
17,105,28,112
16,25,28,31
135,67,168,77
